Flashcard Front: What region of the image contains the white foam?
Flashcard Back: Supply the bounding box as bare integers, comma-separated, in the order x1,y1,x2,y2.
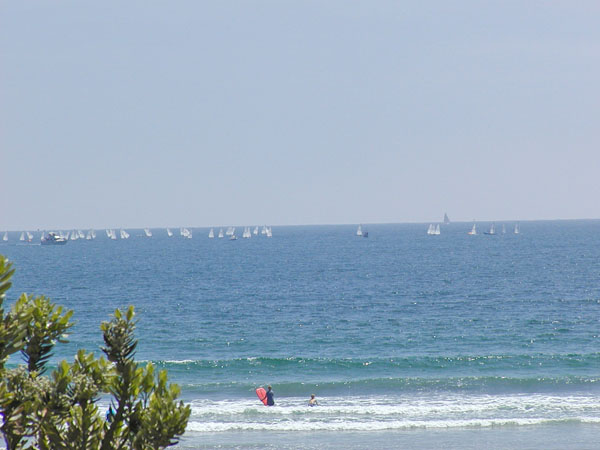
184,393,600,433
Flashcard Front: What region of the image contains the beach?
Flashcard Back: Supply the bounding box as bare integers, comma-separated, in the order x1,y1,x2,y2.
2,221,599,448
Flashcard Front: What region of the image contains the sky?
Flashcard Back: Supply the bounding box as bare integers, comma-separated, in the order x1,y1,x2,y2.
1,1,599,230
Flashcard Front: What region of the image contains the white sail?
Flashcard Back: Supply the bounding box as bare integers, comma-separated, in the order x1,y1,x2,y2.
208,228,215,238
514,223,520,234
144,228,152,237
426,224,433,235
167,228,173,237
266,226,272,237
242,227,251,238
253,226,259,235
356,225,363,236
435,224,441,235
226,227,234,236
78,230,85,239
19,232,25,241
70,230,78,240
2,232,7,241
120,229,129,239
261,226,267,235
502,224,506,234
218,228,224,238
91,229,96,239
26,231,33,241
110,229,117,240
468,224,477,235
86,230,93,240
106,229,112,238
444,213,450,225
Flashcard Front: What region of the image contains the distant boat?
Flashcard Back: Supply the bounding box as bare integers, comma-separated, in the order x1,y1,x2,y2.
253,226,259,236
208,228,214,238
356,225,363,236
362,231,369,238
26,231,33,242
468,224,477,235
229,234,237,240
144,228,152,237
70,230,78,241
109,229,117,240
265,226,272,238
427,224,440,235
167,228,173,237
78,230,85,239
484,223,496,235
218,228,224,238
120,229,130,239
226,227,235,236
514,223,520,234
261,226,267,235
501,224,506,235
86,229,94,240
242,227,251,238
19,232,25,241
2,232,7,242
444,213,450,225
105,229,112,238
41,232,68,245
180,228,192,239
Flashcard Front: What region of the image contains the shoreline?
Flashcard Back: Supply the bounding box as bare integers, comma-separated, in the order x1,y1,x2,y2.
176,423,600,449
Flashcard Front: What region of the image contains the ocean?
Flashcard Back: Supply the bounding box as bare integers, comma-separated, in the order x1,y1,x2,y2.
2,221,599,448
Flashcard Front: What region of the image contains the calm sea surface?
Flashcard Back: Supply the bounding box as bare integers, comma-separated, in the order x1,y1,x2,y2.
2,221,599,448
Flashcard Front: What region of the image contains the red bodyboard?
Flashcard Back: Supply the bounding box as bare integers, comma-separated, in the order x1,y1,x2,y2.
255,387,268,405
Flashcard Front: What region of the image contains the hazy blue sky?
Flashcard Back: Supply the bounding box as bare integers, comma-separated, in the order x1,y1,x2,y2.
1,1,599,230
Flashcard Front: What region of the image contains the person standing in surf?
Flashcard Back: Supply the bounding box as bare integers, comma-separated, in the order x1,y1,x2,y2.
266,385,275,406
308,394,318,406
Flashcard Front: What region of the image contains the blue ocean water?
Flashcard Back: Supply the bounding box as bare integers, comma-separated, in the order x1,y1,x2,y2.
2,221,600,448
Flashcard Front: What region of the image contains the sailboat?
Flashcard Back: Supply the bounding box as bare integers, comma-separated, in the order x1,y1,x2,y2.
144,228,152,237
261,226,267,235
167,228,173,237
435,224,441,235
218,228,224,238
242,227,251,238
120,229,130,239
78,230,85,239
2,232,7,242
226,227,234,236
110,230,117,240
265,226,272,238
180,228,191,239
484,223,496,235
443,213,450,225
514,223,520,234
86,230,93,240
426,224,434,235
70,230,78,240
19,232,25,241
501,224,506,235
105,229,112,238
253,226,259,236
468,224,477,235
356,225,363,236
208,228,214,238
